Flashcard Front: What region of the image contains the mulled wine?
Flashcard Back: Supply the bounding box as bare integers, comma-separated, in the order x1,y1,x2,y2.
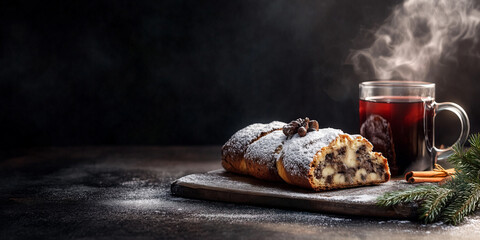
359,96,434,175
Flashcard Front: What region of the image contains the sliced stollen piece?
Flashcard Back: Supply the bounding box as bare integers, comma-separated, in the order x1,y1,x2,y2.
244,130,286,181
277,128,390,191
221,121,285,175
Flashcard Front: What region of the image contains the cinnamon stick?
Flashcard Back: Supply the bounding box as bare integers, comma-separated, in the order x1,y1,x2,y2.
438,175,454,185
405,168,455,181
408,176,447,183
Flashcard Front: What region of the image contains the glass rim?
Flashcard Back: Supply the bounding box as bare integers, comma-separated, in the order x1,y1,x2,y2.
359,80,435,88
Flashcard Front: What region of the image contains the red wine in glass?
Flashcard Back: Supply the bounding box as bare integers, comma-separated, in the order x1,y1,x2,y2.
359,96,434,176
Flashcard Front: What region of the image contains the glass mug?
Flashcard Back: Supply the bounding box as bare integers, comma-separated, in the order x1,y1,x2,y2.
359,81,470,176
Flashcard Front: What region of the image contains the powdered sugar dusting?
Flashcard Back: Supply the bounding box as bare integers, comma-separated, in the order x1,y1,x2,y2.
245,130,286,169
281,128,343,178
222,121,285,157
325,194,377,202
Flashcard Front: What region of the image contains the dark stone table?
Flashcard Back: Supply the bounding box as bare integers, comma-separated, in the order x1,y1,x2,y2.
1,146,479,239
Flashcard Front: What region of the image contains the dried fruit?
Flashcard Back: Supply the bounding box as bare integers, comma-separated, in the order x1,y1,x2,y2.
360,114,397,175
308,120,319,132
298,127,307,137
283,117,319,139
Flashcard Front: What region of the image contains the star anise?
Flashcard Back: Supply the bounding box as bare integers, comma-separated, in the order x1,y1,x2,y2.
283,117,319,139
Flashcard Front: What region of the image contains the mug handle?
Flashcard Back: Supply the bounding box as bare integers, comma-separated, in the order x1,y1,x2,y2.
432,102,470,162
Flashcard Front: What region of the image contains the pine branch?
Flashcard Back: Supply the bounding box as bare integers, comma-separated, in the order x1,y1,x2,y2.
442,183,480,225
420,187,454,223
468,133,480,153
376,185,438,206
376,133,480,225
454,134,480,181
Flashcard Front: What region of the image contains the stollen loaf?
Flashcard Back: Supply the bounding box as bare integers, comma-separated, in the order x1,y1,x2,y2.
221,119,390,191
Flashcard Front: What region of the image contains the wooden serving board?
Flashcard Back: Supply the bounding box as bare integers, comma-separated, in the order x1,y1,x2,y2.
171,169,417,219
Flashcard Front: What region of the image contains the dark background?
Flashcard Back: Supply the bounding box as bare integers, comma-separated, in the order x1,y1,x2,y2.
1,0,477,148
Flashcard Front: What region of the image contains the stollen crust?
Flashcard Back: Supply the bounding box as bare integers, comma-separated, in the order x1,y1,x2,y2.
244,130,286,181
221,121,285,177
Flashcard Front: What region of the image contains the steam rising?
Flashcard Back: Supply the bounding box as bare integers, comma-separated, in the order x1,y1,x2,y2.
349,0,480,81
